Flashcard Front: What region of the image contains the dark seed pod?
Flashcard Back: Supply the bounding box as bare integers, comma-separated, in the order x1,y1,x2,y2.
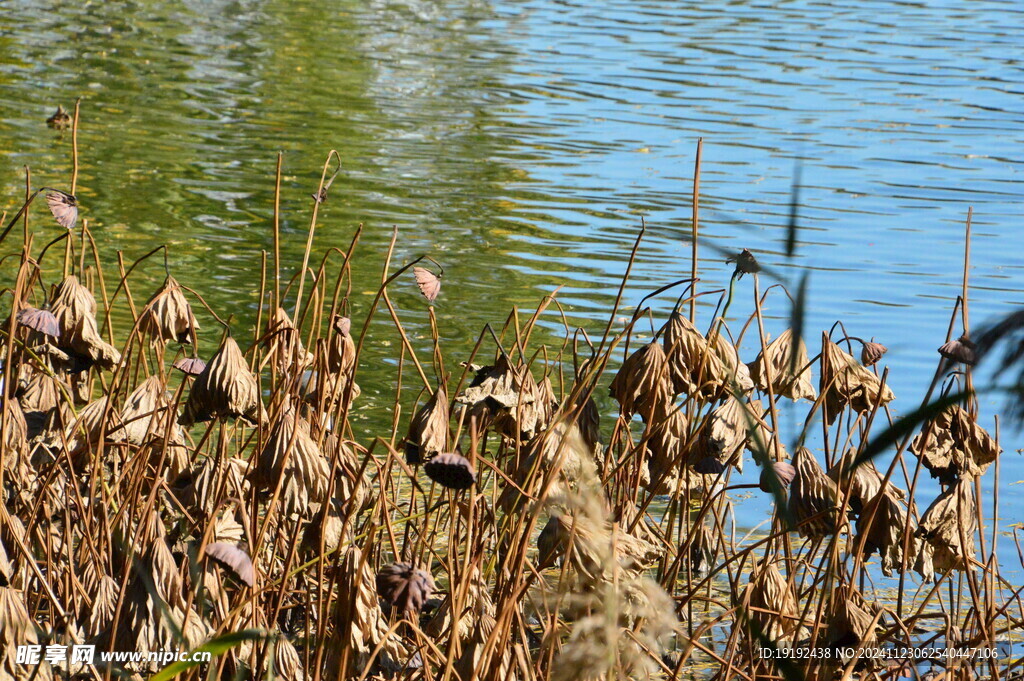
860,340,888,367
47,105,72,130
692,456,727,476
375,563,434,616
424,452,476,490
759,460,797,493
728,248,760,278
16,307,60,338
938,335,977,366
204,542,254,587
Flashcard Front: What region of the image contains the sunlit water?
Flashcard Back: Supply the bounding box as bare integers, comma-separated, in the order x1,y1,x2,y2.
2,0,1023,592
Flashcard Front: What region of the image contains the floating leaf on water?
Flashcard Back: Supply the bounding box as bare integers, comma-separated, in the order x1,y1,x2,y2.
15,307,59,338
45,190,78,230
424,452,476,490
204,542,254,587
375,563,434,616
413,266,441,303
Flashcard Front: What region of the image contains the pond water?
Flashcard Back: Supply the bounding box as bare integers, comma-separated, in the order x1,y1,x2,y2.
1,0,1023,575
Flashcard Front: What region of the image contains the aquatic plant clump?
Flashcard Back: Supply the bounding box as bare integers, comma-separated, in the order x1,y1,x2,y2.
0,134,1019,681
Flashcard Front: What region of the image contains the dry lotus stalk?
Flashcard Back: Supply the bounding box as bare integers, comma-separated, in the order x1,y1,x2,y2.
821,340,895,425
787,447,843,538
252,406,330,517
909,405,1000,484
739,560,803,647
609,340,673,420
265,307,313,375
747,329,816,401
181,336,261,425
139,275,198,344
662,312,753,399
404,386,449,464
917,477,977,573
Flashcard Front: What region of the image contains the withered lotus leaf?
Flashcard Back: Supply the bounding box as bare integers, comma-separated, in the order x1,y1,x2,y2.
917,477,977,573
375,563,434,616
204,542,254,587
737,560,803,647
662,312,753,400
180,336,262,425
50,275,122,370
412,266,441,303
264,307,313,375
787,447,843,538
909,405,1000,484
252,405,330,516
15,307,59,338
424,452,476,490
140,276,199,345
758,460,796,493
728,248,761,278
45,190,78,230
747,329,816,401
172,356,206,376
404,386,449,464
609,340,673,420
821,340,895,425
